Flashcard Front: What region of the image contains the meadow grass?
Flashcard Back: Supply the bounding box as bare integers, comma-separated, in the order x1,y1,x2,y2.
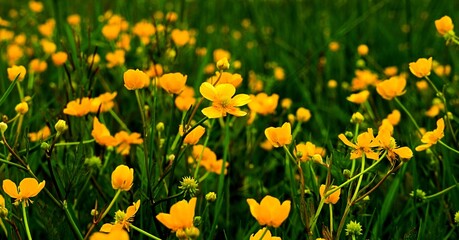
0,0,459,239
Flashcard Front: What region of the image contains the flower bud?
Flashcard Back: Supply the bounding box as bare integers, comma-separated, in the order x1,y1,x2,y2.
350,112,364,124
55,119,68,134
216,57,230,71
0,122,8,134
345,220,362,236
205,192,217,202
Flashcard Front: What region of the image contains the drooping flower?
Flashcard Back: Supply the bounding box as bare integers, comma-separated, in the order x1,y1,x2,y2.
3,178,45,206
200,82,251,118
114,131,143,155
338,128,380,160
28,126,51,142
111,165,134,191
123,69,148,90
264,122,292,148
175,86,196,111
435,16,454,36
376,76,407,100
156,197,197,232
7,65,26,81
159,73,187,94
409,57,432,78
415,118,445,151
91,117,118,147
250,228,281,240
248,93,279,115
346,90,370,104
319,184,341,204
375,128,413,163
100,200,140,232
246,195,291,228
63,97,92,117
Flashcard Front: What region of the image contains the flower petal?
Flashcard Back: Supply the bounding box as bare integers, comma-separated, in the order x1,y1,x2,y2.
394,147,413,159
214,84,236,100
19,178,40,198
2,179,19,199
202,106,223,118
231,94,251,107
199,82,217,101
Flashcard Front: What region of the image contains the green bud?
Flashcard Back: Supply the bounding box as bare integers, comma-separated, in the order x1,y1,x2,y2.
345,220,363,236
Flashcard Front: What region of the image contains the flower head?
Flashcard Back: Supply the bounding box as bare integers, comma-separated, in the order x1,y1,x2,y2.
415,118,445,151
123,69,148,90
346,90,370,104
180,125,206,145
435,16,454,36
159,73,187,94
376,76,407,100
199,82,251,118
111,165,134,191
7,65,26,81
246,195,290,228
28,126,51,142
91,117,118,147
296,107,312,122
3,178,45,206
63,97,92,117
156,197,197,232
264,122,292,148
338,128,380,160
171,29,190,47
114,131,143,155
90,229,129,240
100,200,140,232
15,102,29,115
51,51,68,66
375,128,413,163
248,93,279,115
409,57,432,78
90,92,117,113
319,184,341,204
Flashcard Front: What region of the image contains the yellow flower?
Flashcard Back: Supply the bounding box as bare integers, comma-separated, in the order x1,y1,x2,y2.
102,24,121,40
199,82,251,118
338,128,380,160
132,20,155,44
189,145,228,174
171,29,190,47
29,58,48,73
38,19,55,37
248,93,279,116
180,125,206,145
90,229,129,240
375,128,413,163
123,69,148,90
159,73,187,94
213,49,231,63
63,97,92,117
294,141,324,162
90,92,117,113
67,14,81,26
51,51,68,66
415,118,445,151
156,197,197,232
106,50,125,68
357,44,369,56
114,131,143,155
15,102,28,115
274,66,285,81
264,122,292,148
28,126,51,142
351,70,379,91
296,107,312,122
91,117,118,147
346,90,370,104
386,109,401,126
7,65,27,81
40,39,56,54
100,200,140,232
376,76,407,100
319,184,341,204
29,1,43,12
7,44,24,65
246,195,291,228
409,57,432,78
146,63,164,78
250,228,281,240
207,72,243,88
111,165,134,191
175,86,196,111
3,178,45,206
435,16,454,36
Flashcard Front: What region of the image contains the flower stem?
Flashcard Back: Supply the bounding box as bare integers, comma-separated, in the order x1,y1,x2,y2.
99,189,121,220
22,201,32,240
394,97,421,135
424,183,459,200
54,139,95,147
351,155,366,202
130,224,162,240
62,200,84,240
329,204,334,236
438,140,459,155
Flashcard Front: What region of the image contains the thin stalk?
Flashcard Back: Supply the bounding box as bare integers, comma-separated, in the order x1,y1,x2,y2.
438,141,459,155
329,204,334,236
22,201,32,240
394,97,421,135
99,189,122,220
130,224,162,240
62,201,84,240
424,183,459,200
350,155,366,202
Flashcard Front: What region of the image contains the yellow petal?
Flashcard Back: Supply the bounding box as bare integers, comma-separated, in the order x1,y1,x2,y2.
156,213,179,231
199,82,217,101
394,147,413,159
214,84,236,100
271,200,291,227
2,179,19,199
202,106,223,118
246,198,260,220
231,94,251,107
227,107,247,117
19,178,41,198
338,134,356,148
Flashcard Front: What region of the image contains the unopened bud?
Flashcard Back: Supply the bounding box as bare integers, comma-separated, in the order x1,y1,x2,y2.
185,226,200,239
55,119,68,134
91,209,99,216
0,122,7,134
205,192,217,202
156,122,165,132
216,57,230,71
350,112,364,124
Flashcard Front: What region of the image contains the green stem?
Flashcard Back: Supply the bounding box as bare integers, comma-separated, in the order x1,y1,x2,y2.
130,224,162,240
309,199,325,234
62,200,84,240
424,183,459,200
329,204,334,236
351,155,366,202
22,201,32,240
54,139,95,147
438,140,459,155
0,158,27,170
109,109,130,132
394,97,421,135
99,189,122,220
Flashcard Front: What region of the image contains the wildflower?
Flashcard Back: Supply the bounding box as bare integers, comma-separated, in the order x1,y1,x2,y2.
91,117,117,147
260,139,274,151
88,54,101,65
351,69,379,91
132,20,155,44
15,102,28,115
376,76,407,100
111,165,134,191
0,123,7,135
213,49,231,62
250,228,281,240
265,122,292,148
7,44,24,64
295,141,324,162
3,178,45,206
216,57,230,71
100,200,140,232
38,19,55,37
435,16,454,36
375,128,413,163
29,1,43,12
67,14,81,26
281,98,292,109
28,126,51,142
319,184,341,204
346,90,370,104
415,118,444,151
146,63,164,78
102,24,121,40
248,93,279,115
171,29,190,47
246,195,291,228
114,131,143,155
410,189,426,201
350,112,364,124
7,65,27,81
296,107,311,122
329,41,340,51
409,57,432,78
416,80,429,91
328,79,338,88
207,72,243,88
51,51,68,66
90,229,129,240
159,73,187,94
386,109,401,126
338,128,380,160
178,177,199,197
29,58,48,73
384,66,398,77
205,192,217,202
0,194,7,218
199,82,251,118
189,145,228,174
55,119,68,134
175,86,196,111
166,11,178,22
90,92,117,113
357,44,369,56
274,66,285,81
156,197,197,232
123,69,148,90
106,50,125,68
345,220,363,236
40,39,56,54
63,97,91,117
180,125,206,145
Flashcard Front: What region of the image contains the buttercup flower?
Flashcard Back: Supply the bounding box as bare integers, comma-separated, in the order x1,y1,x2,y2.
346,90,370,104
376,76,407,100
250,228,281,240
200,82,251,118
274,66,285,81
338,128,380,160
3,178,45,206
189,145,229,174
156,197,197,232
415,118,445,151
28,126,51,142
264,122,292,148
171,29,190,47
296,107,312,122
132,20,155,44
29,58,48,73
294,141,325,163
435,16,454,36
248,93,279,115
91,117,118,147
15,102,28,115
246,195,291,228
114,131,143,155
375,128,413,163
106,50,125,68
159,73,187,94
100,200,140,232
63,97,92,117
180,125,206,145
319,184,341,204
207,72,243,88
123,69,148,90
175,86,196,111
409,57,432,78
90,229,129,240
357,44,369,56
90,92,117,113
51,51,68,66
7,65,26,81
111,165,134,191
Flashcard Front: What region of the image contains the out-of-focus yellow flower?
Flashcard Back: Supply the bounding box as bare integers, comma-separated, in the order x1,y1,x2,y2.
29,58,48,73
199,82,251,118
435,16,454,36
106,50,125,68
281,98,292,109
264,122,292,148
180,125,206,145
351,69,379,91
207,72,243,88
63,97,91,117
386,109,401,126
159,73,187,94
15,102,28,115
171,29,190,47
189,145,228,174
146,63,163,78
295,141,325,163
409,57,432,78
91,117,117,147
123,69,148,90
346,90,370,104
90,92,117,113
102,24,121,40
3,178,45,206
28,126,51,142
425,99,444,118
247,195,290,228
376,76,407,100
260,139,274,151
88,54,101,65
165,11,178,22
132,20,155,44
433,64,451,77
384,66,398,77
296,107,311,122
274,66,285,81
319,184,341,204
156,197,197,232
7,44,24,64
248,93,279,115
338,128,380,160
250,228,281,240
416,80,429,91
100,200,140,232
114,131,143,155
67,14,81,26
7,65,26,81
51,51,68,66
415,118,444,151
357,44,369,56
29,1,43,12
175,86,196,111
90,229,130,240
216,57,230,71
213,49,231,63
329,41,340,51
111,165,134,191
40,39,56,54
38,19,55,37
